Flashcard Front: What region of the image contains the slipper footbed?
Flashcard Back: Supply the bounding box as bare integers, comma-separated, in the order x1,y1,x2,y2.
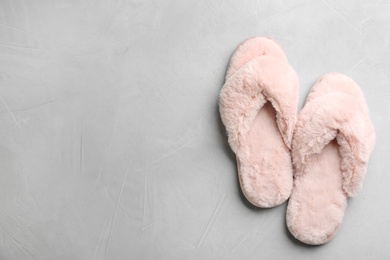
220,37,298,207
287,73,375,245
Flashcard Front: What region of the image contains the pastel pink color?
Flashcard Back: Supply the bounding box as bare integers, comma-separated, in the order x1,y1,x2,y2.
219,37,299,207
286,73,376,245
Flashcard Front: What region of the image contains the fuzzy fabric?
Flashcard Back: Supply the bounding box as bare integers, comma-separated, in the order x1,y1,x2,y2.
219,37,299,207
286,73,376,245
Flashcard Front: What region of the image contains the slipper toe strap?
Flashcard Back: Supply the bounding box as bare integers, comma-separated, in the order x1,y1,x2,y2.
219,55,298,153
292,93,375,197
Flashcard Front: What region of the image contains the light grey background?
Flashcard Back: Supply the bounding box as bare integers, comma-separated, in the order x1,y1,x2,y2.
0,0,389,259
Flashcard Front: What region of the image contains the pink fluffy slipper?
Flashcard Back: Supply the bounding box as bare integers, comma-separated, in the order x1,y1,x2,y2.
286,73,376,245
219,37,299,207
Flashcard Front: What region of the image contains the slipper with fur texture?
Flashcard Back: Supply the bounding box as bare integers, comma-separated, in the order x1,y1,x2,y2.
286,73,375,245
219,37,299,207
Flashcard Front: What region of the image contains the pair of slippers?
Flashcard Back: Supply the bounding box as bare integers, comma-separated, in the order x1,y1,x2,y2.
219,37,375,245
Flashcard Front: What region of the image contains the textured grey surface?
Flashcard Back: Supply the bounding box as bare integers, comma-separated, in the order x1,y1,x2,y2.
0,0,389,259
